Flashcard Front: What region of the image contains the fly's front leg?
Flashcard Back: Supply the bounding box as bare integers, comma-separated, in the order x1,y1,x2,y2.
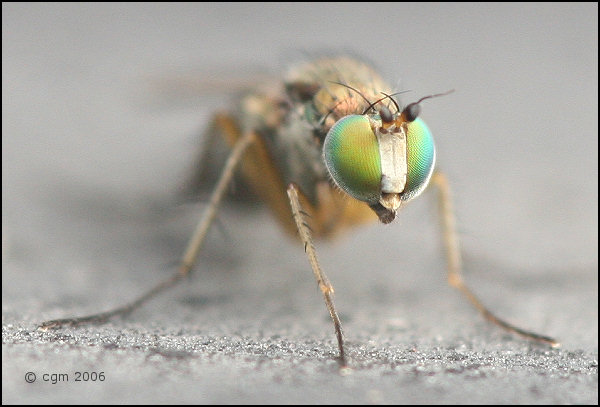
39,114,255,330
430,171,559,347
287,183,347,366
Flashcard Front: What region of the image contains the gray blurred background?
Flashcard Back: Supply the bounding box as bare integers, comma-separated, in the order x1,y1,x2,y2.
2,3,597,404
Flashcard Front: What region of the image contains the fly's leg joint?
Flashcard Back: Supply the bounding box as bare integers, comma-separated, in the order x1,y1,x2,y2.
318,280,334,296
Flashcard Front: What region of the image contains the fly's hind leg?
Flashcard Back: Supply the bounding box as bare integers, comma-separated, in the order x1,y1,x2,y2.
39,113,256,330
287,183,347,366
430,170,559,347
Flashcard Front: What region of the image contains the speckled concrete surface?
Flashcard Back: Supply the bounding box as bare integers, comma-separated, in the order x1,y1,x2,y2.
3,3,597,404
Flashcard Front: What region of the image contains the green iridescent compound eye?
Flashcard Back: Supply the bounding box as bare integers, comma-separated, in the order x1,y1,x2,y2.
323,115,382,204
402,118,436,201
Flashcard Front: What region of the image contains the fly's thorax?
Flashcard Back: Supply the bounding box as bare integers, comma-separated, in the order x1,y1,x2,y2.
323,111,436,223
284,56,393,133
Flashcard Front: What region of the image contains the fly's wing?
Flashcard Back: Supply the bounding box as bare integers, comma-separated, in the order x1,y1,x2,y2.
146,66,274,110
152,66,275,204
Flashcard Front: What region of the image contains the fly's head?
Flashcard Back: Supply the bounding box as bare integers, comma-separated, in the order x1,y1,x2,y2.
323,91,453,223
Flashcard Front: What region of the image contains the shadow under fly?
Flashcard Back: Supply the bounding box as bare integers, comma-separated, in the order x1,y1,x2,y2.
40,55,558,367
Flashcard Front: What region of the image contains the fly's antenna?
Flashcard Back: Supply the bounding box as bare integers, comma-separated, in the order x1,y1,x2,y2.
361,90,410,115
400,89,456,123
414,89,456,105
380,92,402,113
